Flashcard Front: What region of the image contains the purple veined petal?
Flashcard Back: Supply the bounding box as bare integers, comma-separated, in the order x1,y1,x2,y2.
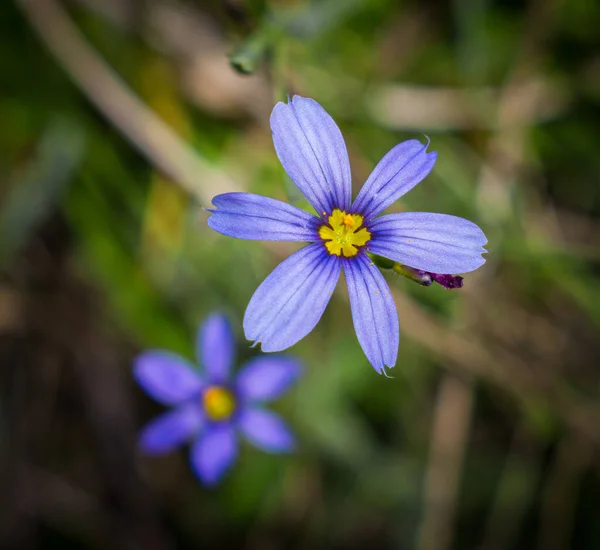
235,356,302,402
352,139,437,221
271,95,352,215
133,351,203,405
197,313,235,384
368,212,488,274
207,193,319,242
138,403,205,455
344,253,399,374
244,243,341,352
238,407,295,453
190,423,238,486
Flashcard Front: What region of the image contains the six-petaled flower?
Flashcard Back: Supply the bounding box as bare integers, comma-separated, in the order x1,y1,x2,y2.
207,95,488,374
134,313,301,486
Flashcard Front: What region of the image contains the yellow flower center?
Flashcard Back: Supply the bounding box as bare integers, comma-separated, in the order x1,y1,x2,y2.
318,209,371,257
202,386,236,421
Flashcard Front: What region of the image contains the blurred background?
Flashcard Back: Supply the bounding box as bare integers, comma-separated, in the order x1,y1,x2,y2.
1,0,600,548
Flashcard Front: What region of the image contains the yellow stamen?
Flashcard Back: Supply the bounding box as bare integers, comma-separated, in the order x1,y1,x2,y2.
342,213,355,228
318,209,371,257
203,386,236,421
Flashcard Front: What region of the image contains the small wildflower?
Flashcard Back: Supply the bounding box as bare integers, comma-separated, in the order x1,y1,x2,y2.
133,313,301,486
207,96,487,374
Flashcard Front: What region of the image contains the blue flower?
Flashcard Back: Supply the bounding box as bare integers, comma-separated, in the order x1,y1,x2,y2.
207,95,487,374
133,313,301,486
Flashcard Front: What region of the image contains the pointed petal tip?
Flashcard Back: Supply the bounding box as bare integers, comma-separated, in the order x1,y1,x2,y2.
290,94,309,104
247,337,287,354
417,134,435,154
406,137,436,154
246,336,287,353
380,365,396,378
376,359,397,376
273,93,300,109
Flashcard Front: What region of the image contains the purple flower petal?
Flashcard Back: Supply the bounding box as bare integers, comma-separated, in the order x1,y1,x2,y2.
138,404,205,455
352,139,437,221
235,356,302,402
345,254,399,374
133,351,203,405
207,193,319,241
197,313,235,383
368,212,487,273
190,423,238,486
271,95,352,215
238,408,295,453
244,243,341,352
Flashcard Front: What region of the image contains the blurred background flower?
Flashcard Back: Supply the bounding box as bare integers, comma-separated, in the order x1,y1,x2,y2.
1,0,599,549
135,313,300,486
